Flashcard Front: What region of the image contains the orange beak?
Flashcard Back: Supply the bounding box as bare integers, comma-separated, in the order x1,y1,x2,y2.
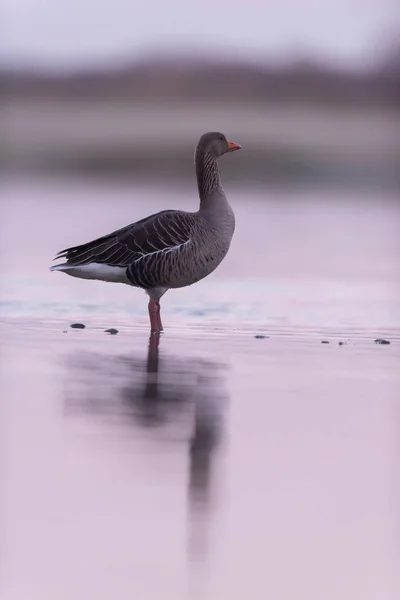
227,140,241,152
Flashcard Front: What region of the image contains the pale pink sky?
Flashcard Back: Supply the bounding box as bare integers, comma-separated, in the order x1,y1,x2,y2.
0,0,398,69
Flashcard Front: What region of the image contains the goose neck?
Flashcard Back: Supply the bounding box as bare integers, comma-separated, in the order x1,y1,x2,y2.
195,147,222,205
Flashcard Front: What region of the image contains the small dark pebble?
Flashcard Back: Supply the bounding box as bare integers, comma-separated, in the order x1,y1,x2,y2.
63,330,68,334
254,335,269,339
374,338,390,345
321,340,329,344
70,323,86,329
105,328,119,335
338,341,346,346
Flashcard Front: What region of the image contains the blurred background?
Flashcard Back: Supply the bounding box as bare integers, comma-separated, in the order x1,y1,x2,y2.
1,0,399,189
2,4,400,599
1,0,399,326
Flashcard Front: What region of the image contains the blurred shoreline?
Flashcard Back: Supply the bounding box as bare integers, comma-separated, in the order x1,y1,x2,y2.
1,57,399,189
1,55,399,106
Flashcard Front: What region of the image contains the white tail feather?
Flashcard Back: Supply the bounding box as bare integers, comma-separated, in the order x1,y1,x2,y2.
49,262,129,283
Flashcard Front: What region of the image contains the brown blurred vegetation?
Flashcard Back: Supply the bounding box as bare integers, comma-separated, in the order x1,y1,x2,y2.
1,49,399,189
1,54,399,106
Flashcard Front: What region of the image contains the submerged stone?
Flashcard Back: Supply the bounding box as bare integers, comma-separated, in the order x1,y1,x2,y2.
254,334,268,339
374,338,390,345
321,340,329,344
105,328,119,335
70,323,86,329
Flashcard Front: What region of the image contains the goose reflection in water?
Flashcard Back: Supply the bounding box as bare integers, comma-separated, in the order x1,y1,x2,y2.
63,334,230,561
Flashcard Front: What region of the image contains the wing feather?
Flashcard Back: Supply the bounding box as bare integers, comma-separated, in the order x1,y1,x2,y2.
53,210,195,268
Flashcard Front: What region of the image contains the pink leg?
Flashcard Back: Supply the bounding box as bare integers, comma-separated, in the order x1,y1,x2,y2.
156,301,163,332
148,299,163,334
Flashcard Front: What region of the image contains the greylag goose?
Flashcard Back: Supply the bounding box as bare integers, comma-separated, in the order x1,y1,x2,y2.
50,132,241,333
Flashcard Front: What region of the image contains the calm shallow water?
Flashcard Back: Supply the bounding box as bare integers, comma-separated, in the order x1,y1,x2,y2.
1,175,400,333
1,177,399,599
2,323,399,599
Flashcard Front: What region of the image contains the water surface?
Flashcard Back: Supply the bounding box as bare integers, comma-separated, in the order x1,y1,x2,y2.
1,177,399,599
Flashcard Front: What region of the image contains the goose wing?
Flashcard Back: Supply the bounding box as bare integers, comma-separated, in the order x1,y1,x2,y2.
53,209,195,268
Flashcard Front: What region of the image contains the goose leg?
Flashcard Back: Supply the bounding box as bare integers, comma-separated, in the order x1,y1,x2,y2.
156,301,163,332
148,299,162,334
